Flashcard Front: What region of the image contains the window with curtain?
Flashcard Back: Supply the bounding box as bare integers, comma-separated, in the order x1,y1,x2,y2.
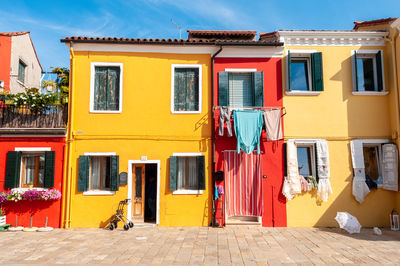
93,66,121,111
89,156,111,190
173,68,199,112
21,153,45,187
363,145,382,185
176,157,198,190
18,60,26,84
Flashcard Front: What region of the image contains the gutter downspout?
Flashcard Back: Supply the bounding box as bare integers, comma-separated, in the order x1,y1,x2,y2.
63,42,75,228
211,45,223,227
385,34,400,142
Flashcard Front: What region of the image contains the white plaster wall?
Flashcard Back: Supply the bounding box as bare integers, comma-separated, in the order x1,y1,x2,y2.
9,33,42,93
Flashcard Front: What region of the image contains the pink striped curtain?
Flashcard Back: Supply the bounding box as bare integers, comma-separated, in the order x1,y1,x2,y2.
224,151,263,217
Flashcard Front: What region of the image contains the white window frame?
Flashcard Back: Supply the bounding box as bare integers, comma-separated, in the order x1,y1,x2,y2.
172,152,203,194
351,50,387,95
14,147,51,189
360,139,389,187
83,152,116,195
295,140,317,178
89,62,123,114
285,49,321,96
171,64,202,114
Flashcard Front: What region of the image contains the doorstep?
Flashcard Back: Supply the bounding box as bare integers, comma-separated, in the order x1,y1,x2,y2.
225,216,261,226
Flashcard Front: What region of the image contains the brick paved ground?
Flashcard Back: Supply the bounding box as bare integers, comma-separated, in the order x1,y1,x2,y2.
1,226,400,265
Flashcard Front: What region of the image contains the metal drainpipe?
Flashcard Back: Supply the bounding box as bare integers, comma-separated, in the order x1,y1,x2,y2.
211,46,223,227
385,35,400,141
64,42,75,228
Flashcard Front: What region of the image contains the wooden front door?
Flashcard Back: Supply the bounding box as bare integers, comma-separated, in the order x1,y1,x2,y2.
132,164,145,222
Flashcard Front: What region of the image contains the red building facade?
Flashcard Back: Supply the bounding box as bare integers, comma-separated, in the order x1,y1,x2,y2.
0,35,11,92
213,56,286,227
0,136,65,228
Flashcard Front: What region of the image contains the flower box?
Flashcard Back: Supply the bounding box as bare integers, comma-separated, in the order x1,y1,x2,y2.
0,216,6,226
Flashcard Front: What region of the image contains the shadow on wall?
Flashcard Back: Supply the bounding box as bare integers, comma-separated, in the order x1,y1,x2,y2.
314,182,397,228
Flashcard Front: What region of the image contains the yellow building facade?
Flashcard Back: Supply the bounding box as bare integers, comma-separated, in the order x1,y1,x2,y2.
61,39,216,228
261,27,400,227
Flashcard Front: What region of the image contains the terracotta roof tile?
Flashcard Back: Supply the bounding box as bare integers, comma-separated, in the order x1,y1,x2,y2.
61,35,282,46
61,36,215,45
187,30,256,41
0,31,30,36
353,17,397,30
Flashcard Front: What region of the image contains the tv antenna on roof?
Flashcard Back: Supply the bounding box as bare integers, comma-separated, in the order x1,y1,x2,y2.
170,19,182,39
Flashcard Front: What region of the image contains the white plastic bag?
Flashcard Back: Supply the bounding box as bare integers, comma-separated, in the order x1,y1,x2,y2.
335,212,361,234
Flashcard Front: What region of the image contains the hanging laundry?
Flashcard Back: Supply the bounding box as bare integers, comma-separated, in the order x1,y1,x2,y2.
282,140,302,200
263,109,283,141
350,140,370,203
217,185,224,195
214,186,219,199
300,175,310,191
218,107,232,137
316,140,333,202
233,110,263,154
223,151,263,217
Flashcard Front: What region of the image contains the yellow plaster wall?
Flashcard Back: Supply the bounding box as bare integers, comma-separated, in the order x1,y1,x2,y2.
283,45,398,227
67,51,212,227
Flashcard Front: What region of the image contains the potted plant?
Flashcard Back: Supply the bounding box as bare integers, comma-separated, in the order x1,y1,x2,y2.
27,182,34,189
0,208,5,226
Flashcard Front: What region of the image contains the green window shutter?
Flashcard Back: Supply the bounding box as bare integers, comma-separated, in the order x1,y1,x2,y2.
218,72,229,106
287,50,291,91
352,51,358,91
78,156,90,192
253,71,264,106
197,156,206,190
5,151,22,189
110,155,119,191
44,151,56,188
169,156,177,191
311,52,324,91
376,51,383,91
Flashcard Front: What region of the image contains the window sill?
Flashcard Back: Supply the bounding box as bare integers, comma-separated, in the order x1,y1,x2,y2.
285,91,321,96
171,110,201,114
83,190,115,196
12,188,48,193
89,110,122,114
352,91,389,96
173,189,203,195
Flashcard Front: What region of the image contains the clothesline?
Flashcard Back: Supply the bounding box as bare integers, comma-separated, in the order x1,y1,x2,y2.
222,150,264,154
214,106,286,116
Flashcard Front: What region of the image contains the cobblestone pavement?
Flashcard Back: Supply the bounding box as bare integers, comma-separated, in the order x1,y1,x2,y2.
1,226,400,265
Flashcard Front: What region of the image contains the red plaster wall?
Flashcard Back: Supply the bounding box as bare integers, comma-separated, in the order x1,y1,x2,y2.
0,137,65,228
213,57,286,227
0,35,11,92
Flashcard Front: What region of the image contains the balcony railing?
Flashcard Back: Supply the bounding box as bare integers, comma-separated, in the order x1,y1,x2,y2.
0,105,68,128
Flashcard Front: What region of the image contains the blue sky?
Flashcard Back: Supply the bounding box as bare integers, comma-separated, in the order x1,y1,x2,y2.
1,0,399,74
